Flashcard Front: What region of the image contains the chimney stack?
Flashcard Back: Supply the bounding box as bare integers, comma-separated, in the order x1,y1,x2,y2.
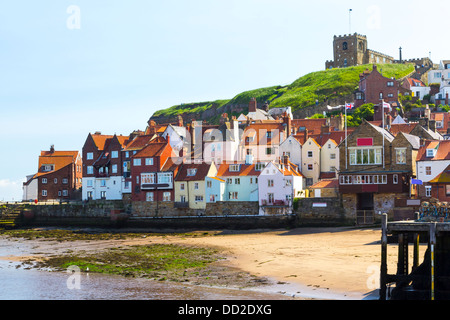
50,145,55,153
249,97,257,113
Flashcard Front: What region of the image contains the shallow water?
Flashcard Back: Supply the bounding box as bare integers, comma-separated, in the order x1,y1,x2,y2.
0,239,292,300
0,238,377,300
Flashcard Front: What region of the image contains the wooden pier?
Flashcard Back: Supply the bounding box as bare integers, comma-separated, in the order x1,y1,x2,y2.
380,213,450,300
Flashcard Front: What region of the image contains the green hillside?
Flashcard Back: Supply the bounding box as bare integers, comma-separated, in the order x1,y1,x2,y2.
151,63,415,122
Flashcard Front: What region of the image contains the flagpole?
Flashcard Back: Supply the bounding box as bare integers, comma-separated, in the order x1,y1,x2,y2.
345,102,348,170
381,99,385,169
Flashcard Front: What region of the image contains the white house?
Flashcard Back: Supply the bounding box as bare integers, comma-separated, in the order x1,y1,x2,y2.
416,140,450,197
22,174,38,201
258,158,304,215
279,135,302,168
161,124,187,155
428,60,450,86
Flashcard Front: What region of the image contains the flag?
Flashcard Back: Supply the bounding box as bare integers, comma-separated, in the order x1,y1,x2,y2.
345,103,354,110
327,105,343,110
383,101,392,111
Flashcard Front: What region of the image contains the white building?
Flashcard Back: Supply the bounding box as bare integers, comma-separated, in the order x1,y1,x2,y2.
279,135,302,168
258,159,304,215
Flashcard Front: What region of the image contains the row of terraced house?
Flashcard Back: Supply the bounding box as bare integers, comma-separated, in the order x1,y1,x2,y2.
22,62,450,218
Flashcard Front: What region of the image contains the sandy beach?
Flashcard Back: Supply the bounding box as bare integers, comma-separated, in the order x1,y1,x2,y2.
0,226,418,300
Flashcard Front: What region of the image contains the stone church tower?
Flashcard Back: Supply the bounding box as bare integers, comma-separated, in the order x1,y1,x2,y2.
325,33,394,69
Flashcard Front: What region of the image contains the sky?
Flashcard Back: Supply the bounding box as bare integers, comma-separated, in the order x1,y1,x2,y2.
1,0,449,201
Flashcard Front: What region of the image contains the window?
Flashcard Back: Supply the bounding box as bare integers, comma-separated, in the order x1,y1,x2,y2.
379,92,383,99
100,191,106,199
226,178,233,184
246,148,252,155
234,178,240,185
266,147,275,155
268,193,274,204
283,151,290,157
396,148,406,164
388,93,394,98
125,151,130,158
180,183,185,190
349,148,382,165
43,165,54,172
87,152,93,160
141,173,155,184
342,42,348,50
441,185,450,197
42,190,47,196
308,164,313,171
393,174,398,184
42,178,47,184
158,172,172,184
62,178,68,184
87,166,93,174
435,72,442,79
209,195,216,202
101,180,106,187
330,153,336,160
163,192,171,202
229,192,238,200
255,163,265,171
356,92,364,100
112,164,118,174
425,186,432,197
268,179,274,187
307,151,313,158
187,168,197,176
87,191,93,200
63,190,68,197
194,182,199,189
58,191,61,197
111,151,119,159
229,164,240,172
426,166,432,175
426,149,436,158
306,178,314,187
180,195,187,203
207,180,212,188
195,196,203,202
133,159,141,166
145,158,154,166
87,180,93,187
266,131,272,138
285,179,292,186
387,81,394,87
146,192,154,202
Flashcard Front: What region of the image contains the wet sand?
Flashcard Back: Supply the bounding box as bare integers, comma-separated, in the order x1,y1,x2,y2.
0,226,416,300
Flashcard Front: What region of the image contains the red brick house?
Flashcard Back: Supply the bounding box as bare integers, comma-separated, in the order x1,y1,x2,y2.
354,65,409,118
427,165,450,201
23,146,82,201
130,138,179,202
82,132,130,200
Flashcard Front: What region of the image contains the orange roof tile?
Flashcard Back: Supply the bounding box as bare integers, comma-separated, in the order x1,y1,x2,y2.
309,179,339,189
217,163,261,177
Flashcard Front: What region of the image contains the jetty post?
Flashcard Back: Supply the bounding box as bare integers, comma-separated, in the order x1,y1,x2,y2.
380,213,388,300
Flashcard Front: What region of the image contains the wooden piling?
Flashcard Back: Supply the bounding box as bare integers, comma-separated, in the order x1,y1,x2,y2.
380,213,388,300
430,222,436,300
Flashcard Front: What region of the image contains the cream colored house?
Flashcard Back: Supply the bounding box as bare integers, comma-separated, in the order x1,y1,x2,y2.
320,139,339,176
174,162,217,210
301,137,321,187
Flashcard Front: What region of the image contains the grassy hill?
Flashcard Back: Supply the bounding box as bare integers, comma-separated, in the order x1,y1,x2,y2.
151,63,415,123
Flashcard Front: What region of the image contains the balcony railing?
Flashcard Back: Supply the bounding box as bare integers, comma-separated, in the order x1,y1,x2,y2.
261,200,290,207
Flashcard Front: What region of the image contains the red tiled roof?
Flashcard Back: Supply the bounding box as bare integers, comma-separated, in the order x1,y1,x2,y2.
175,163,213,181
416,140,450,161
389,123,417,136
217,163,261,177
291,119,327,135
309,179,339,189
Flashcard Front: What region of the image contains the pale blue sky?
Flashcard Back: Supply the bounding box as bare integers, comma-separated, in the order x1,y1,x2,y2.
1,0,448,200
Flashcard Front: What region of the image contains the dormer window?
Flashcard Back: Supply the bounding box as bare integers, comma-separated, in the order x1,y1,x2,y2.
229,164,240,172
426,149,437,157
187,168,197,176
